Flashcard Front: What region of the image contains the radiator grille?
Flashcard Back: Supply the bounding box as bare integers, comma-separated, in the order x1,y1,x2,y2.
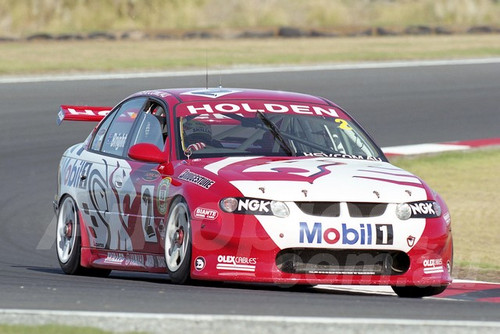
276,248,409,275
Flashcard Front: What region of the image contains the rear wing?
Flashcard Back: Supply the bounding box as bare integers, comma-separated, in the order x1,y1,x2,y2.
57,105,112,125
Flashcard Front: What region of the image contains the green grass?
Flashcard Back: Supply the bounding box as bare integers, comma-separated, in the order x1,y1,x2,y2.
1,34,500,75
390,148,500,282
1,0,500,36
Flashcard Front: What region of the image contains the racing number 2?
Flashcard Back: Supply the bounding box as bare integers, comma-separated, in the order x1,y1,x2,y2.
376,224,393,245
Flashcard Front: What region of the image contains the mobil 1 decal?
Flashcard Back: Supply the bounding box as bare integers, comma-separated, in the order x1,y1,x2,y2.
299,222,394,246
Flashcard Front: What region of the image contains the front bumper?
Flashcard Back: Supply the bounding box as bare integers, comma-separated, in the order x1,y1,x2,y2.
190,214,453,287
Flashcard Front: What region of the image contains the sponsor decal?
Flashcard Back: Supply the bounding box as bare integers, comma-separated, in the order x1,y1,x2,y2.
104,252,126,264
407,235,416,247
409,201,439,218
138,90,170,98
299,222,394,246
63,160,92,189
125,253,145,267
423,258,444,274
444,211,451,225
194,207,218,220
143,170,161,182
109,133,127,150
181,88,240,98
66,107,110,117
303,152,383,161
181,101,339,117
57,109,65,125
234,198,273,215
145,255,155,268
216,255,257,272
157,177,171,215
194,256,206,271
104,253,166,268
156,255,167,268
178,169,215,189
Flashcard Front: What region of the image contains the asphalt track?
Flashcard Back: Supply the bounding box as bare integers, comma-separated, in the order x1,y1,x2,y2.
0,60,499,332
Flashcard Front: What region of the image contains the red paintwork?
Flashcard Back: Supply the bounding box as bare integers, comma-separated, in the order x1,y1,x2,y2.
56,88,453,290
59,105,112,123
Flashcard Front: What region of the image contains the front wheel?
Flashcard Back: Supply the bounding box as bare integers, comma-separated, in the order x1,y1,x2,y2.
391,285,447,298
165,198,192,284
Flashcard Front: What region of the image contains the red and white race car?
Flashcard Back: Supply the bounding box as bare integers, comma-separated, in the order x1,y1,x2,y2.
55,88,453,297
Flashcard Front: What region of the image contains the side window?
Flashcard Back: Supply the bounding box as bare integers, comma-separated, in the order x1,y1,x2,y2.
129,101,168,151
101,98,147,156
90,112,114,151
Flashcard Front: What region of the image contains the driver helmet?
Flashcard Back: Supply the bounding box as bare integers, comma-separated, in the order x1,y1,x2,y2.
183,119,212,146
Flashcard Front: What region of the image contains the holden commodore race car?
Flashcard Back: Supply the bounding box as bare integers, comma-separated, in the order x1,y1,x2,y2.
55,87,453,297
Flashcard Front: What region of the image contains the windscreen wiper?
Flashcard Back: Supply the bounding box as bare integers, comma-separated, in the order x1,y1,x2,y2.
256,111,295,156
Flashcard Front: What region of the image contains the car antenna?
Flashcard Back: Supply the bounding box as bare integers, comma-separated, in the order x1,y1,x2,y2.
205,50,209,89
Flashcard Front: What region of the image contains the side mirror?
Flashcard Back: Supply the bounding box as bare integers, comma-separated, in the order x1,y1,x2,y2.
128,143,168,164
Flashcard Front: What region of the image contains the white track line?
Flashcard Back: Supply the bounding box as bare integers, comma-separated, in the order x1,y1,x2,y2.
1,58,500,84
382,143,470,155
0,309,499,328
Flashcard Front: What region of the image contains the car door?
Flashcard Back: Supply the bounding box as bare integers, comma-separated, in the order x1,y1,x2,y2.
81,96,170,257
122,99,170,255
81,97,147,252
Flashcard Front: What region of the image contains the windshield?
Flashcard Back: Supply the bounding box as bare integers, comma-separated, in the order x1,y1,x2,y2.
176,111,385,161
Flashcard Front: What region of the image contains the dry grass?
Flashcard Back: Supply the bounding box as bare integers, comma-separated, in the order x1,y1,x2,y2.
1,34,499,75
1,0,500,37
391,148,500,282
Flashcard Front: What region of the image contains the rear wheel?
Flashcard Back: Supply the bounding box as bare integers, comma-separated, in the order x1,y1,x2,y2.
165,198,192,284
391,285,447,298
56,196,84,275
56,196,111,277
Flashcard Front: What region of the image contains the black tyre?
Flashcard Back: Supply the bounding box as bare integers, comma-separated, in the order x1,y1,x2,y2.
391,285,448,298
165,198,192,284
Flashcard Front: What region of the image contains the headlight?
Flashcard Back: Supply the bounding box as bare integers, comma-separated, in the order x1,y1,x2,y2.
396,203,411,220
432,201,442,216
220,197,289,217
271,200,290,218
396,201,442,220
220,197,238,212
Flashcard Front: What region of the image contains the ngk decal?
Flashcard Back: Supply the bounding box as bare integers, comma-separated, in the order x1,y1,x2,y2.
299,222,393,246
235,198,273,215
216,255,257,272
181,102,340,118
409,201,438,217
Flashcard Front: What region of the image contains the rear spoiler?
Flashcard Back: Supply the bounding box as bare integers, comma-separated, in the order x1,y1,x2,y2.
57,105,112,125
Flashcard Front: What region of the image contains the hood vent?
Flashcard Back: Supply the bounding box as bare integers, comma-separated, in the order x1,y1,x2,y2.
347,202,387,217
296,202,340,217
295,202,387,217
